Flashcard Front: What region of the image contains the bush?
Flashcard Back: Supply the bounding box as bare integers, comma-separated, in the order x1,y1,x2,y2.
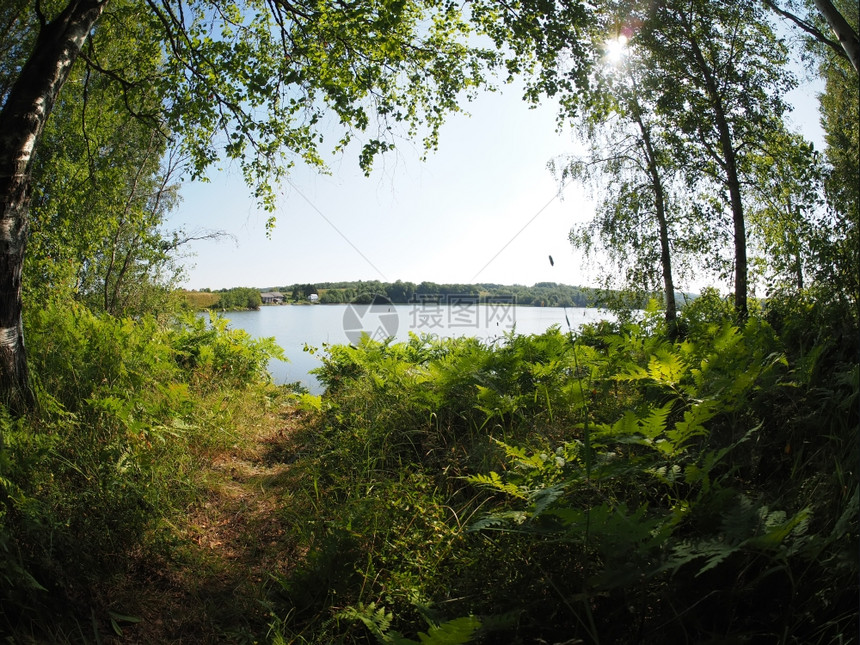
172,311,284,388
270,319,858,643
0,303,284,636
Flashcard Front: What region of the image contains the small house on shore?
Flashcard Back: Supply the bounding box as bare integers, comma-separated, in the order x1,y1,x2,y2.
260,291,285,304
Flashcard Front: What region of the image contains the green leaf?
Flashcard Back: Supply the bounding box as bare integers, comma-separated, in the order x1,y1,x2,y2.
416,616,482,644
832,486,859,540
465,472,526,499
528,484,566,519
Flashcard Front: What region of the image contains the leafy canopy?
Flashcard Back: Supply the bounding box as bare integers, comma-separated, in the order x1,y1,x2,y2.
130,0,495,214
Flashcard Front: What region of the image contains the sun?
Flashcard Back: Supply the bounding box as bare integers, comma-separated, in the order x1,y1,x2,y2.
605,34,629,65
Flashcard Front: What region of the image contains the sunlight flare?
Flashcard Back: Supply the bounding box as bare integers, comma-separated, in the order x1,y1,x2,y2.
605,34,628,64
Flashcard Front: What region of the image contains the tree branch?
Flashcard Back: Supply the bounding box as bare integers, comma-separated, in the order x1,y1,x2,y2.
813,0,860,73
762,0,848,62
79,49,163,127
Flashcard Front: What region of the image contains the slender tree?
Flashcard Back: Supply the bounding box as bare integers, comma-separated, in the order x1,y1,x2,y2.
812,2,859,309
634,0,797,320
764,0,859,73
560,62,689,334
758,0,857,305
813,0,859,72
746,131,825,294
474,1,809,322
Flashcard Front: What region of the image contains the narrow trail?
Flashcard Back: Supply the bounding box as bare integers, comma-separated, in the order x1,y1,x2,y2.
114,406,309,644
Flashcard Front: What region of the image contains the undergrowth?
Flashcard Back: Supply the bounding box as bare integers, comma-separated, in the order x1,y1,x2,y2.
268,295,858,644
0,304,284,641
0,296,855,644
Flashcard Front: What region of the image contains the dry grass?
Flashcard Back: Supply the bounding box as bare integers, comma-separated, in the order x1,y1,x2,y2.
181,291,221,310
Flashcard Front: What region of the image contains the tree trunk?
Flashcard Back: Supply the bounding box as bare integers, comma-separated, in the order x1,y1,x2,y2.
763,0,854,67
633,107,679,338
685,25,749,321
813,0,860,74
0,0,107,412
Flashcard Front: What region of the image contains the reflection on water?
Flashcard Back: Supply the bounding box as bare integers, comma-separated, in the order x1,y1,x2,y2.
221,304,611,394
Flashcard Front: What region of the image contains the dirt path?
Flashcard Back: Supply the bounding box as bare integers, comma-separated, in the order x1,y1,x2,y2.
113,406,309,644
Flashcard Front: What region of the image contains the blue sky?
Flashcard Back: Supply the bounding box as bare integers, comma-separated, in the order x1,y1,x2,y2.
169,71,824,292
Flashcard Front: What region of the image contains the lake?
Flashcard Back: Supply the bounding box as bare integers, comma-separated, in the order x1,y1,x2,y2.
220,303,612,393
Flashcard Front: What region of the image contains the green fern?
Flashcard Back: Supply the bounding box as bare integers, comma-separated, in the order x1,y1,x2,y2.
334,602,394,641
398,616,482,645
337,603,481,645
647,348,686,386
468,510,529,531
465,471,527,499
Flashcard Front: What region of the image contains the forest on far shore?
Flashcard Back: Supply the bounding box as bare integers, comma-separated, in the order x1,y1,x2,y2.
184,281,695,310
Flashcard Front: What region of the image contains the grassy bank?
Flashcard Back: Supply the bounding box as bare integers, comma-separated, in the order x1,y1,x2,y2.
0,305,284,640
0,295,856,643
264,294,858,643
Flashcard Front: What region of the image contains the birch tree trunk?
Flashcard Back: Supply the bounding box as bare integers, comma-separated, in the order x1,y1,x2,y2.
0,0,107,412
684,21,749,321
638,118,679,337
813,0,860,73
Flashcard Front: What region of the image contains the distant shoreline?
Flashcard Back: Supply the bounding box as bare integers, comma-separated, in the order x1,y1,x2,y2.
182,281,687,312
182,280,636,311
196,300,609,313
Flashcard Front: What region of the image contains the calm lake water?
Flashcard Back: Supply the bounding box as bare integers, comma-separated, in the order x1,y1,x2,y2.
221,304,612,393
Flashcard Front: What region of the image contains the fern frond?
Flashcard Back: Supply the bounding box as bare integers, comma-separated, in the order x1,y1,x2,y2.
528,484,566,518
614,363,650,382
647,349,686,385
640,402,673,440
335,602,394,642
464,472,527,499
468,511,528,532
416,616,481,644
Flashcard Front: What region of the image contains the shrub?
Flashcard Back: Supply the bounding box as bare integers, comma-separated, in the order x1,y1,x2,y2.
271,319,858,643
0,303,284,636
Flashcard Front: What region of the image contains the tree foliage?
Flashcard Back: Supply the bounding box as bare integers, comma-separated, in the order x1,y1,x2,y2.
498,0,838,322
213,286,262,310
763,0,859,308
554,41,709,334
24,49,186,316
815,6,860,309
635,0,798,318
745,131,825,293
0,0,498,407
132,0,495,207
259,280,597,307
